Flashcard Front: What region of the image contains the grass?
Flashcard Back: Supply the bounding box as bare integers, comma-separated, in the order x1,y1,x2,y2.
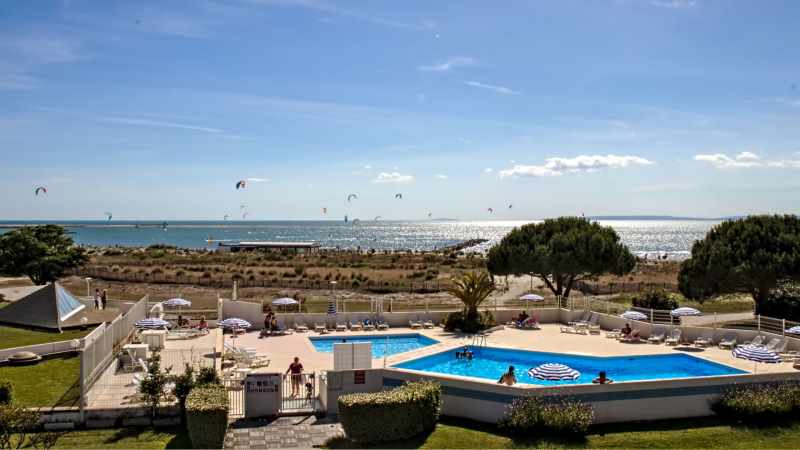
327,416,800,449
23,427,191,449
0,325,92,350
0,353,81,407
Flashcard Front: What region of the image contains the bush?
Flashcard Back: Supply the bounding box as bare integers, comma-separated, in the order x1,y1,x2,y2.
186,384,229,449
499,396,594,437
631,289,679,310
196,367,221,386
443,310,494,333
338,381,441,444
0,380,11,405
761,280,800,321
712,383,800,423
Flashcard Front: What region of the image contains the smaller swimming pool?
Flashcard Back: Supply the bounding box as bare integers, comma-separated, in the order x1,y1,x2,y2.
309,333,438,358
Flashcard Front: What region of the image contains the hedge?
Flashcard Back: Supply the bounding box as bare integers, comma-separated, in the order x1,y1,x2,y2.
712,382,800,423
0,380,11,405
186,384,229,449
499,396,594,437
338,381,441,444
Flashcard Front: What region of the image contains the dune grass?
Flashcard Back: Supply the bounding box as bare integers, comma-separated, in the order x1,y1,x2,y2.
0,325,91,350
327,416,800,449
0,353,81,407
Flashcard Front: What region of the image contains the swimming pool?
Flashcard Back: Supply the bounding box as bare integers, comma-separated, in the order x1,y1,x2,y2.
309,333,439,358
394,346,746,385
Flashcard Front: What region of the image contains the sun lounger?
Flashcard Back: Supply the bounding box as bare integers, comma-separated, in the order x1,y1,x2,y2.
422,319,435,329
294,320,309,332
718,334,737,349
569,311,591,326
745,335,765,346
693,331,714,347
587,315,601,333
377,320,390,330
336,321,347,332
665,329,682,346
363,320,375,331
605,329,622,338
520,318,540,330
560,325,575,333
620,329,641,343
349,320,362,331
648,329,666,344
409,319,422,329
314,322,326,333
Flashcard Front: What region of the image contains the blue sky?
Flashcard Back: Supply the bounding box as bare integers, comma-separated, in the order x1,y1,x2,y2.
1,0,799,220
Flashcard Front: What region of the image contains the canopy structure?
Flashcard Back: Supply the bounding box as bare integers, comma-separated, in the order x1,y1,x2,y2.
0,283,116,331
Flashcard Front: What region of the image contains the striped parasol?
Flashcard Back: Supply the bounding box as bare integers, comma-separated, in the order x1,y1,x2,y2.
528,363,580,381
135,318,170,329
218,318,252,330
162,298,191,308
732,345,781,364
327,301,337,315
786,326,800,335
620,310,648,321
671,307,701,317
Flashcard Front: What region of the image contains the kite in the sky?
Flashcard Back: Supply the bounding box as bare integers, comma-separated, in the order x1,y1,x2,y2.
487,207,494,214
242,212,249,220
322,207,327,215
394,193,402,199
223,214,229,220
236,180,246,190
508,203,513,209
104,212,113,220
347,193,358,202
34,186,47,196
352,218,361,225
427,212,433,218
374,215,381,221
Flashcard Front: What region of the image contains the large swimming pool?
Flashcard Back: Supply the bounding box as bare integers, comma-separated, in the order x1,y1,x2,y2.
394,346,746,385
309,333,439,358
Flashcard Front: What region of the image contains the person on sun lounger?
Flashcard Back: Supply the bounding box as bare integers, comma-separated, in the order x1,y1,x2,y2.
593,371,613,384
515,311,529,327
197,316,208,330
498,365,517,385
621,323,632,337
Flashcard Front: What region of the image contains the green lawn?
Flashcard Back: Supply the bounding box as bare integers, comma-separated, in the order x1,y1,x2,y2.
23,427,191,449
0,353,81,407
327,416,800,449
0,325,91,350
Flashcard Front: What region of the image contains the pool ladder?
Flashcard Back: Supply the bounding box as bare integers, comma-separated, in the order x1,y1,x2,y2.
471,334,487,347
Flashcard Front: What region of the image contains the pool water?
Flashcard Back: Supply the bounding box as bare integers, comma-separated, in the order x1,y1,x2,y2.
394,346,746,385
309,333,439,358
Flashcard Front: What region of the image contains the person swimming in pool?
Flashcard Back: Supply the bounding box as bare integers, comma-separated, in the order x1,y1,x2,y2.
455,346,473,360
593,370,613,384
498,366,517,385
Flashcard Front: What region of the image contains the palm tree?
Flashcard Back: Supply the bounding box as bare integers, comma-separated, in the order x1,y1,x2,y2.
447,271,495,325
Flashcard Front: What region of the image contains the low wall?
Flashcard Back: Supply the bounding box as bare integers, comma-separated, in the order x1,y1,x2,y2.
321,367,800,425
0,340,79,362
38,405,180,429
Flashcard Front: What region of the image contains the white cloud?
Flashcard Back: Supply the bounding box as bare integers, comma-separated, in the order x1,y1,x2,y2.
434,174,448,180
99,116,224,133
694,151,800,169
418,56,477,72
484,168,494,173
463,81,519,95
363,164,372,169
246,177,270,182
650,0,696,8
499,154,654,178
247,0,430,30
372,172,415,184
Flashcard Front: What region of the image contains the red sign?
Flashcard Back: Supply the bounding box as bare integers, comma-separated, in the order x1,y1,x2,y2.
354,370,366,385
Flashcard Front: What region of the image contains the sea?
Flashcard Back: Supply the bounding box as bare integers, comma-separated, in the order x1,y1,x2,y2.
0,219,721,259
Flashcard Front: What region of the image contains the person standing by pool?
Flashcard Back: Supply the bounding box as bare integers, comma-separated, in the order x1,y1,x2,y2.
286,357,304,397
101,289,108,310
94,289,101,309
593,371,613,384
498,365,517,385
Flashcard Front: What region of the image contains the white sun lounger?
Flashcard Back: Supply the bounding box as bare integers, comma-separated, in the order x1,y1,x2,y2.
349,320,362,331
718,334,737,349
693,331,714,347
314,322,326,333
665,329,682,345
294,320,309,332
745,335,765,346
336,321,347,332
648,329,666,344
409,319,422,329
422,319,435,329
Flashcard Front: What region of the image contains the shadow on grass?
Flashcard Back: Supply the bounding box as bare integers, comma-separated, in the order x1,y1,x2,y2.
98,426,191,448
325,429,436,449
52,377,81,408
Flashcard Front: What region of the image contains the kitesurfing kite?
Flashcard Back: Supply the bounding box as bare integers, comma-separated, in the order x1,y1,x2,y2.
34,186,47,196
223,214,229,221
104,212,113,221
235,180,246,190
487,207,494,214
352,218,361,225
508,203,513,209
374,215,381,221
394,193,402,199
347,193,358,202
322,207,327,215
242,212,249,220
427,212,433,218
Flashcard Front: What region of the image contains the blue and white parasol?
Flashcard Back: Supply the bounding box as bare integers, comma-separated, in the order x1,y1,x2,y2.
620,310,648,321
135,318,170,329
162,298,191,308
272,297,299,306
528,363,580,381
671,307,701,317
786,326,800,335
218,318,252,330
732,345,781,364
327,301,337,315
519,294,545,302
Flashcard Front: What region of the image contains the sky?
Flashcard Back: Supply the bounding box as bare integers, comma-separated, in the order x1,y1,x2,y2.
1,0,800,220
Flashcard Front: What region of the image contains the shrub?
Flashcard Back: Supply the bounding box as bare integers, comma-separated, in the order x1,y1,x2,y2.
761,280,800,322
186,384,229,449
499,396,594,437
0,404,41,449
338,381,441,444
631,288,678,310
196,367,221,386
172,365,195,425
443,310,494,333
0,380,11,405
294,265,306,276
712,383,800,423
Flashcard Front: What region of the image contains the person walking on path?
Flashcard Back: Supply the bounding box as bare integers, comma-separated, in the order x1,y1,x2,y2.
94,289,101,309
101,289,108,310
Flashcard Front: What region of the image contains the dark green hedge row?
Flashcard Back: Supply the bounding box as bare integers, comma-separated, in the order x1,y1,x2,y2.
338,381,441,444
499,396,594,436
713,382,800,423
186,384,229,449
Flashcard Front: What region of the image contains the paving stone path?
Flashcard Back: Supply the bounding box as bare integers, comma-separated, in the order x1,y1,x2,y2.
225,415,344,449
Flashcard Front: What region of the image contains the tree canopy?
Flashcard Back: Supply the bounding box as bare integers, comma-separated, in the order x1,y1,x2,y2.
0,225,87,285
486,217,635,298
678,215,800,311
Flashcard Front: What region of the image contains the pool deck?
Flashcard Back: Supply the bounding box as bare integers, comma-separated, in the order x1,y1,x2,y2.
227,324,798,381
